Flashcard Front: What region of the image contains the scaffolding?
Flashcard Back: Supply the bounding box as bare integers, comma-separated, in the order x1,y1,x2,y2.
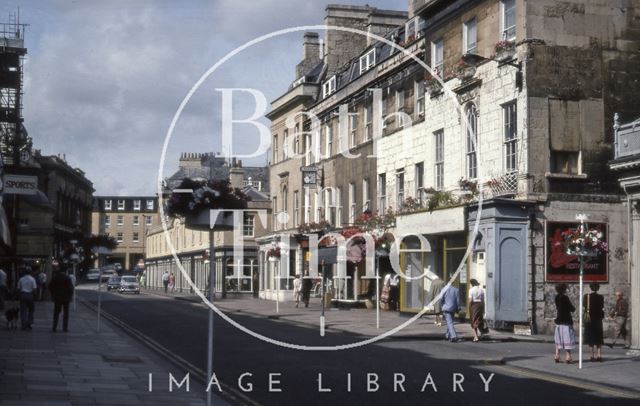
0,10,29,166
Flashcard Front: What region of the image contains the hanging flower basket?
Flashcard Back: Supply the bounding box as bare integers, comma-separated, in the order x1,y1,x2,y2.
562,225,608,256
267,247,281,259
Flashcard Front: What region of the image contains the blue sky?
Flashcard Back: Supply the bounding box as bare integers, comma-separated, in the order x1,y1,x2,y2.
1,0,404,195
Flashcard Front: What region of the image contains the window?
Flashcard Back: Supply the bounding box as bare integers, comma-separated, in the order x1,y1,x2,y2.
294,133,300,156
325,188,336,225
463,18,477,54
336,187,342,227
466,104,478,179
349,113,357,147
282,187,288,228
133,232,139,243
116,232,123,243
324,124,332,158
104,200,112,210
503,102,517,172
364,102,373,140
304,188,311,223
396,89,405,128
272,197,278,230
304,134,312,165
551,151,580,175
359,49,376,74
396,170,405,208
146,200,154,210
381,93,389,129
293,191,300,227
415,79,425,118
315,191,322,222
104,215,111,226
378,174,387,212
273,135,279,163
405,17,421,41
283,129,289,160
145,216,153,226
117,215,124,227
243,213,255,237
117,200,125,210
322,76,336,98
501,0,516,41
415,162,424,204
133,215,139,226
133,200,141,211
363,179,370,212
435,130,444,190
431,39,444,75
348,183,356,223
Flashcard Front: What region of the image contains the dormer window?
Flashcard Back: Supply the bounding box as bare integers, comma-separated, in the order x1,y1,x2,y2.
359,49,376,74
322,76,336,98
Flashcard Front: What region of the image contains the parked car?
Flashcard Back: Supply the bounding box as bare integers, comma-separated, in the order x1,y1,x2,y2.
119,276,140,294
106,276,121,291
100,269,118,282
86,269,100,282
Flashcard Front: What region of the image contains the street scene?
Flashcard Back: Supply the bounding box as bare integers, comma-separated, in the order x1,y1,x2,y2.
1,1,640,405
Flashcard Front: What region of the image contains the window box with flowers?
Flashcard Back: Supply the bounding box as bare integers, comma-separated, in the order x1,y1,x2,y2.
494,40,516,62
165,178,249,230
266,246,281,260
451,60,476,81
425,73,442,95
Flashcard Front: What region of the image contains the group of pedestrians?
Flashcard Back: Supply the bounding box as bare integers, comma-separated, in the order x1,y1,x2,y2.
292,272,313,308
161,271,176,293
2,264,75,332
553,282,630,364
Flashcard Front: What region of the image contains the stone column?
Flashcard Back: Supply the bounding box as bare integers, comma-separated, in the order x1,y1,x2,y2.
631,199,640,351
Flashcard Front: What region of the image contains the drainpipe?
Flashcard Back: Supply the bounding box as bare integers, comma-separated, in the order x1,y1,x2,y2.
529,207,538,335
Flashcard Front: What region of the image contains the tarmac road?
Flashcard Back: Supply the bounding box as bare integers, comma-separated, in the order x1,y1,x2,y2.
78,286,638,406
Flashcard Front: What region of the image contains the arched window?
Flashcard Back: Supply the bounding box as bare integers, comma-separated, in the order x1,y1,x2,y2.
465,104,478,179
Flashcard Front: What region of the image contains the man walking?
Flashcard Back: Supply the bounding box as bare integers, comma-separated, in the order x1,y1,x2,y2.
36,269,47,301
49,268,74,332
609,290,630,349
17,268,37,330
162,271,170,293
441,283,460,342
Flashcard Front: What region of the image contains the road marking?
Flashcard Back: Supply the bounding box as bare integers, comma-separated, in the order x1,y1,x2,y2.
486,362,640,399
79,296,261,406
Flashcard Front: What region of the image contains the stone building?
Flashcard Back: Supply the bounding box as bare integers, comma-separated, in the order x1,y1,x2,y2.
263,0,639,335
91,196,159,269
609,114,640,351
144,153,271,296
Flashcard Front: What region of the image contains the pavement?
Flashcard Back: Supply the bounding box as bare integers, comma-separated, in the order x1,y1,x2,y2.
0,297,222,406
141,286,640,399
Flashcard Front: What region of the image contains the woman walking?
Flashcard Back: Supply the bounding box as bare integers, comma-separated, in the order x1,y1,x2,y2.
468,279,485,342
554,283,576,363
584,283,605,361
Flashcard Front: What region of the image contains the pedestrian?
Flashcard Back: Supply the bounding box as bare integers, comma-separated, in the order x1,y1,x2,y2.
252,270,259,298
162,271,170,293
429,274,445,326
293,274,302,308
140,272,147,289
468,279,485,342
169,272,176,292
608,290,630,349
554,283,576,363
0,267,7,311
17,268,37,330
583,283,605,361
441,284,460,343
49,268,74,332
388,272,400,311
36,269,47,301
301,270,312,308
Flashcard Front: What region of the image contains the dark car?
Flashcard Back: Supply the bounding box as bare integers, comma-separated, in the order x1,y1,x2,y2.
106,276,121,291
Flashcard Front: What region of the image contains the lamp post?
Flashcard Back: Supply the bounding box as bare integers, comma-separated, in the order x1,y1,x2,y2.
320,259,325,336
268,254,279,313
575,213,588,370
375,243,389,329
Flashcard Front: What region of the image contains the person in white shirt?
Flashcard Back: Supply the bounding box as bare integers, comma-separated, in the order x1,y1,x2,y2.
468,278,486,342
293,274,302,308
17,269,37,330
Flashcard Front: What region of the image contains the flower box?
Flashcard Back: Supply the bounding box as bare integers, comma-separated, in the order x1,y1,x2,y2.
185,210,235,231
494,40,516,62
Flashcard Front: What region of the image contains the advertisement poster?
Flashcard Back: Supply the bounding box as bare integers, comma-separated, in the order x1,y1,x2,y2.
546,221,609,282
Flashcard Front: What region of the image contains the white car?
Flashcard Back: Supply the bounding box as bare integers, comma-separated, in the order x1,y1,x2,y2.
118,276,140,294
86,269,100,282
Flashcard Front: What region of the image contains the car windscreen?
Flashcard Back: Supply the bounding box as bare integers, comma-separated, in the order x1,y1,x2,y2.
122,277,137,282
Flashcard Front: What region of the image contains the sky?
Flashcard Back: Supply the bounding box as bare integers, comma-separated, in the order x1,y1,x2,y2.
1,0,404,196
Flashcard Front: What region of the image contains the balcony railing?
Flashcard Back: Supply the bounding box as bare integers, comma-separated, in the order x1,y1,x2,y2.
614,113,640,159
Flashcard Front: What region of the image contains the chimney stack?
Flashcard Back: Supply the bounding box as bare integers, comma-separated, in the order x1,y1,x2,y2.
295,32,322,80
